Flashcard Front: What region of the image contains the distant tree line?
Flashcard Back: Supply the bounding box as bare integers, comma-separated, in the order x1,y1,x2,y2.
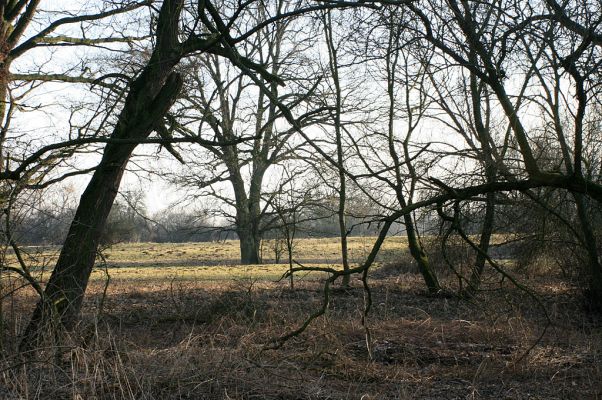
12,189,388,246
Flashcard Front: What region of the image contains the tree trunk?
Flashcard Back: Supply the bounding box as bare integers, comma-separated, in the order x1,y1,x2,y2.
323,11,350,287
21,73,182,349
0,60,12,171
404,213,440,293
339,210,350,287
574,193,602,311
21,143,133,345
464,191,495,297
20,0,185,350
465,65,496,297
229,172,262,265
232,192,262,264
232,164,264,265
238,222,261,264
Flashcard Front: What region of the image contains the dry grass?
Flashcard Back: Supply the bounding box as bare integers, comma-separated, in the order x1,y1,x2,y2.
1,238,601,399
11,236,406,270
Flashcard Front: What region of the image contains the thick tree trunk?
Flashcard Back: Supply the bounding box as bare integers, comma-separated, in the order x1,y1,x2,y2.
21,144,133,344
231,164,264,265
229,173,261,265
238,222,260,264
21,69,181,348
20,0,185,350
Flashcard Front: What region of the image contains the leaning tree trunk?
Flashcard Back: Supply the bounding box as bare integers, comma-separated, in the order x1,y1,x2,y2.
20,0,185,350
404,213,440,293
21,73,182,349
22,142,136,340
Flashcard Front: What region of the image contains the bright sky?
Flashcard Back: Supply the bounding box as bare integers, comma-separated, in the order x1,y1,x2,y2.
9,0,548,219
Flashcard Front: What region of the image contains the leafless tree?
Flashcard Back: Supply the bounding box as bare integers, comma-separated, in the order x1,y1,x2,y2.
170,0,325,264
20,0,379,349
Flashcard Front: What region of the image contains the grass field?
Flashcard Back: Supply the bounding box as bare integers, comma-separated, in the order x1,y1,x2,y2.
1,237,601,399
18,237,408,282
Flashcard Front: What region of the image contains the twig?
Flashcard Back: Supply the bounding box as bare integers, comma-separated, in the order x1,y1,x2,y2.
437,200,551,362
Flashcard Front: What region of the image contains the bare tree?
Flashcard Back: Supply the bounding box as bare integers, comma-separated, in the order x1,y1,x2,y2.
171,0,323,264
20,0,377,348
321,9,352,286
393,0,602,305
20,0,296,348
271,164,313,289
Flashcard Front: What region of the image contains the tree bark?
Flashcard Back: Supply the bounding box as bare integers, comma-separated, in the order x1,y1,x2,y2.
230,164,264,265
20,0,185,349
465,191,495,296
238,218,261,264
574,193,602,311
404,213,440,293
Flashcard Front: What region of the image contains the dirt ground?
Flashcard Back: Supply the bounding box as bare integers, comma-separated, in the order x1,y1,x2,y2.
2,266,601,399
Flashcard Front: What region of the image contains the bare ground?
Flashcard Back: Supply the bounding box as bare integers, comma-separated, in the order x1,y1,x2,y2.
1,263,601,400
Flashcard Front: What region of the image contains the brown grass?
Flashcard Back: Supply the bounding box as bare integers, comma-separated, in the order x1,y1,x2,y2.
0,238,601,399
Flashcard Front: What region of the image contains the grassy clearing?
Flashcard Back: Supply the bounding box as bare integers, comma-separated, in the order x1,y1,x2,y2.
1,237,601,399
96,236,407,267
11,236,407,277
89,263,334,282
15,236,407,282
